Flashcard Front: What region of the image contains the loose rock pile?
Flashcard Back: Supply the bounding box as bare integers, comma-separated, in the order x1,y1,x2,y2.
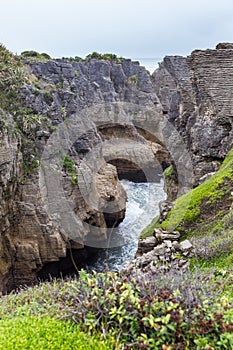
126,228,193,274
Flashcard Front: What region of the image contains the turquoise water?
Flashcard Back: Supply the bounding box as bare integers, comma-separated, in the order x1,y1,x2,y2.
133,57,162,73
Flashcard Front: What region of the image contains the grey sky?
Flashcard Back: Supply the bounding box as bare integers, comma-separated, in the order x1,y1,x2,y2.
1,0,233,59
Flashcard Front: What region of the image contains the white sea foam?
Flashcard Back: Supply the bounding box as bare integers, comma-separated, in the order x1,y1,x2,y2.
87,179,166,272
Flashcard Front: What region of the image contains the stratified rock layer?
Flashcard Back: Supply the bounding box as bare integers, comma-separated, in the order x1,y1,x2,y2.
1,43,233,292
152,44,233,183
0,56,167,293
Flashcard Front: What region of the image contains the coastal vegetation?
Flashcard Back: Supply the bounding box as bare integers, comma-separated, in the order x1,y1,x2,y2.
0,43,232,349
85,52,125,62
0,268,232,349
21,50,51,62
62,52,126,63
0,44,25,111
161,149,233,232
62,154,79,185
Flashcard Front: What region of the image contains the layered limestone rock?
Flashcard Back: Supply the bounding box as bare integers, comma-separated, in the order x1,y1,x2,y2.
0,114,127,292
152,43,233,183
21,58,160,120
2,42,233,291
0,56,169,293
0,109,128,293
0,113,22,290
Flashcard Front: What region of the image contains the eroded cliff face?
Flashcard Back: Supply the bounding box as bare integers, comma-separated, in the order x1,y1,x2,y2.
1,43,233,292
152,43,233,183
21,57,159,119
0,54,169,293
0,113,127,292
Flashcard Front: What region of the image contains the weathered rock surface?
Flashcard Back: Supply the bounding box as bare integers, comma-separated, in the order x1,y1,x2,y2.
0,112,127,292
1,42,233,292
0,57,169,293
22,58,160,120
158,200,174,223
152,43,233,183
126,228,193,274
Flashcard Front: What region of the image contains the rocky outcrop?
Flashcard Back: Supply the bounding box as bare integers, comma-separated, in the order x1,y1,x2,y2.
0,112,127,292
22,58,160,120
152,43,233,183
2,42,233,292
125,228,193,274
0,54,170,293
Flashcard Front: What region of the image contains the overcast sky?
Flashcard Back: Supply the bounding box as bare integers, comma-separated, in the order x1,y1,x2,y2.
1,0,233,59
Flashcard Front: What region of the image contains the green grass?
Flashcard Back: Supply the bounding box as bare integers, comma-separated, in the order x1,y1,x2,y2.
140,215,160,239
0,317,113,350
156,149,233,233
0,270,232,349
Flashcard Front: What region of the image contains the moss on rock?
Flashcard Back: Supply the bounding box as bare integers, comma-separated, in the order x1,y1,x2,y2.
162,148,233,232
142,149,233,238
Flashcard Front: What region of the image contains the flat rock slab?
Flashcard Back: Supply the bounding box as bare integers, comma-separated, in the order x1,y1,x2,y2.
179,240,193,251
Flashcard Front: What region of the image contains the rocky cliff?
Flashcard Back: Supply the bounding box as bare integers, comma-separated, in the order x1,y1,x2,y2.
0,48,170,293
152,43,233,183
1,43,233,292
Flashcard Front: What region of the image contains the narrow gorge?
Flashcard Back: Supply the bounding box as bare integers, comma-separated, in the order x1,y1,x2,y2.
0,43,233,293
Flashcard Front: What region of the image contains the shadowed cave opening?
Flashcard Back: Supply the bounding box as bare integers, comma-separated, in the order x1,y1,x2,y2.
37,129,174,281
37,161,168,281
37,161,151,281
37,246,99,280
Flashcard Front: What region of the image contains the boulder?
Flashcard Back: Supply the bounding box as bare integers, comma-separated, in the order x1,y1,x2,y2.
179,240,193,252
154,228,180,241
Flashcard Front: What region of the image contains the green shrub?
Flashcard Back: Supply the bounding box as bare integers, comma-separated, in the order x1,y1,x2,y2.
0,269,232,349
62,155,78,185
85,52,125,62
163,165,173,178
21,50,51,62
0,317,113,350
129,75,137,84
0,44,25,111
62,56,82,62
41,52,51,60
60,270,233,349
21,50,41,58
